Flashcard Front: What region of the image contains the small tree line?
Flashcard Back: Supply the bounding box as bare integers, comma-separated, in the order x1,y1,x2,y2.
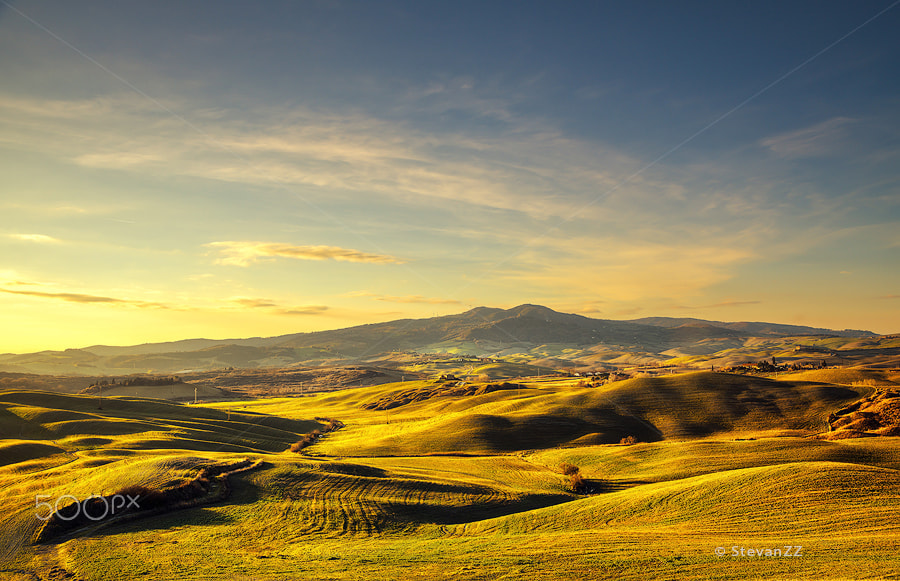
289,419,344,453
86,376,182,391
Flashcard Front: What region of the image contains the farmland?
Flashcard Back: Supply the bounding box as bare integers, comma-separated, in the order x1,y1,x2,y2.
1,367,899,579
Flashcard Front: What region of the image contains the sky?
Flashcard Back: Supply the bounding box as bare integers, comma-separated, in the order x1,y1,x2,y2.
1,0,899,353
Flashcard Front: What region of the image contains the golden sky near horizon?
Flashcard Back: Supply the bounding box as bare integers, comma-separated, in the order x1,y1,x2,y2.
1,1,898,353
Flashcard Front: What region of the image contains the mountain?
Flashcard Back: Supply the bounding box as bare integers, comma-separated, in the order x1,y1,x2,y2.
627,317,875,338
0,305,883,375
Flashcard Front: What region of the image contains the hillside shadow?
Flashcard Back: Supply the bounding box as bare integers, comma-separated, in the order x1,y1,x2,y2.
583,478,653,494
455,412,664,451
388,492,574,525
0,406,52,439
42,471,263,543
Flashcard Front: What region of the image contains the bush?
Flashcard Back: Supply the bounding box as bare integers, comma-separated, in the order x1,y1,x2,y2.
569,472,587,494
620,435,638,445
116,484,165,510
559,462,579,476
289,419,344,453
289,430,322,453
559,462,588,492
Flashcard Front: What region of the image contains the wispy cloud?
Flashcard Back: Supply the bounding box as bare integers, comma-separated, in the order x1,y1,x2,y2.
563,300,606,316
671,300,762,310
278,306,329,316
8,233,61,243
501,236,756,303
0,93,656,220
0,287,166,308
0,94,162,121
231,297,278,309
760,117,856,159
1,281,333,317
0,201,120,216
229,297,329,315
3,90,849,248
713,300,761,308
344,291,461,304
231,298,280,309
0,271,46,287
206,241,403,266
74,152,165,169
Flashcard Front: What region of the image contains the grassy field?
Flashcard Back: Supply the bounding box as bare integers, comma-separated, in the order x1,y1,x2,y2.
1,371,898,579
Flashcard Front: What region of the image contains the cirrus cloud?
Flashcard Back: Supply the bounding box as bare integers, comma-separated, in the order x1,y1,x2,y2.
8,233,62,243
0,287,167,308
229,296,329,315
343,290,461,304
760,117,856,159
206,241,403,267
671,300,763,310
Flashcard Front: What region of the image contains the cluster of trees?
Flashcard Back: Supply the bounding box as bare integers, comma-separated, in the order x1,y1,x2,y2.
724,357,829,375
559,462,587,493
89,376,182,389
0,376,60,390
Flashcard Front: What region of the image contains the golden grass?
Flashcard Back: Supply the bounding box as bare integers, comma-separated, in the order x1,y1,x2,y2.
776,367,898,387
458,461,900,536
19,447,900,580
236,372,865,456
1,370,898,580
0,440,66,467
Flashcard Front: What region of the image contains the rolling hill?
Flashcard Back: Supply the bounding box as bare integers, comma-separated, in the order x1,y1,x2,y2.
2,369,899,580
255,371,867,456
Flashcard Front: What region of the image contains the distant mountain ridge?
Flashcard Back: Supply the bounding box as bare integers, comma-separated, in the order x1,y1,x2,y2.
79,308,874,357
626,316,875,338
0,304,880,375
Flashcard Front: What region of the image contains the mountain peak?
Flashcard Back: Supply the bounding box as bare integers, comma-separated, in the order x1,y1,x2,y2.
507,304,560,317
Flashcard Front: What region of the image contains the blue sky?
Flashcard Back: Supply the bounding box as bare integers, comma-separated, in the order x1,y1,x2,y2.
1,0,898,352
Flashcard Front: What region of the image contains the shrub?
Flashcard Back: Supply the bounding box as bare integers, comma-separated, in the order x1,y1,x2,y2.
559,462,580,476
569,472,587,493
557,462,594,493
116,484,165,510
559,462,589,492
619,435,638,445
289,419,343,453
289,430,321,453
